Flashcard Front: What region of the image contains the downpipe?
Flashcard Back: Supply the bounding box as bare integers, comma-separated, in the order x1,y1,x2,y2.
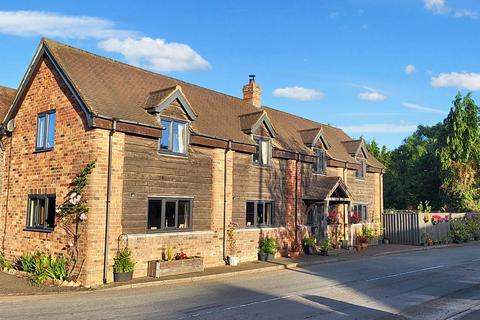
223,140,232,264
103,120,117,284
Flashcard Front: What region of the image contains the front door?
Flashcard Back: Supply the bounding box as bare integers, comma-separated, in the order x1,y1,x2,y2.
307,203,326,244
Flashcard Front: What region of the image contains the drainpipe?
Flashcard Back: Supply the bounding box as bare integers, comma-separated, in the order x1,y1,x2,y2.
222,140,232,263
1,134,13,253
103,120,117,284
294,153,299,243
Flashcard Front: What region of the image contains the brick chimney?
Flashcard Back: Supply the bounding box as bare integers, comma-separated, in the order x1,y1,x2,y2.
242,75,262,107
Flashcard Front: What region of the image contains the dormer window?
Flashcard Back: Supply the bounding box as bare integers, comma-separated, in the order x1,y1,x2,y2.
313,148,326,175
253,136,271,166
160,118,188,155
356,157,366,179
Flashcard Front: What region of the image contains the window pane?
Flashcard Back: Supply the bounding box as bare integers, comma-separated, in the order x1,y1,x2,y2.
173,121,186,153
160,120,171,150
257,202,264,225
38,198,46,227
253,138,260,163
46,112,56,148
36,115,46,149
178,200,190,229
28,199,36,227
46,197,55,228
265,202,273,225
246,202,255,226
261,140,269,165
147,199,162,230
165,201,176,228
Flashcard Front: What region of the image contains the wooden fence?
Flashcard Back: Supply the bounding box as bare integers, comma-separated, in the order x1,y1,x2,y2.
382,211,456,245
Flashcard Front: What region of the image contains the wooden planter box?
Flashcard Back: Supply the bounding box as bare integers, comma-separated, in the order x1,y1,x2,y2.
148,257,204,278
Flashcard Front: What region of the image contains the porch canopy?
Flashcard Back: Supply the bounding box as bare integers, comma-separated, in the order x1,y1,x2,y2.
303,176,352,204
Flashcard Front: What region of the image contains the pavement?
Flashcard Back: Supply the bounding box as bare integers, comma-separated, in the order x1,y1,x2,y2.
0,243,479,319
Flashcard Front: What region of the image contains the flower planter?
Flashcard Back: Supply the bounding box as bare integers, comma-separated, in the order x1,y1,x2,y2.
360,243,368,249
258,252,275,261
147,257,204,278
113,271,133,282
320,250,329,256
227,256,239,266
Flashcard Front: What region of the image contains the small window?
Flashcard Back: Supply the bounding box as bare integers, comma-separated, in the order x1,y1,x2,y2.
36,111,56,151
147,197,192,231
313,149,326,175
245,200,274,227
160,119,188,154
253,136,271,166
26,195,56,231
356,158,366,179
353,204,368,221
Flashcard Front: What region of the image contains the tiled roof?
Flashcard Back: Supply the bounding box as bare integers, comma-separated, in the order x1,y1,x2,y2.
0,86,16,125
41,39,384,169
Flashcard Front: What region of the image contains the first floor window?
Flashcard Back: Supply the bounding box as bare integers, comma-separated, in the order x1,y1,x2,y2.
26,195,55,231
36,110,56,151
253,136,271,166
356,157,366,179
353,204,368,221
160,118,187,154
313,148,326,174
147,197,192,231
245,200,274,227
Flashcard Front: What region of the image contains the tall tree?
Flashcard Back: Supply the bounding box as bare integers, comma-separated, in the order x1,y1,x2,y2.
438,93,480,211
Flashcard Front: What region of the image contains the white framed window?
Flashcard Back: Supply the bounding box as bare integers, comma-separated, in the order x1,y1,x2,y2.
159,118,188,155
353,204,368,221
253,136,271,166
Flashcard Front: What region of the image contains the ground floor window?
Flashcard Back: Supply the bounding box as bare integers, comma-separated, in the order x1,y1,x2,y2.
353,204,368,221
246,200,274,227
147,197,192,231
26,195,55,231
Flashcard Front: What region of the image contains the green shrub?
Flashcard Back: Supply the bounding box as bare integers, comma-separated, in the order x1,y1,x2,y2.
320,238,331,252
18,251,69,284
362,226,375,240
302,236,316,247
0,252,12,270
449,221,471,242
260,237,279,255
114,247,135,273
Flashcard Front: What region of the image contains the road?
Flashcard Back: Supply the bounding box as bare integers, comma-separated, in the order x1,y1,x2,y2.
0,245,480,320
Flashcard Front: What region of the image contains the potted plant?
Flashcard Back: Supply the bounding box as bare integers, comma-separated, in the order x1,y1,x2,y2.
302,236,316,255
227,222,239,266
258,237,279,261
319,238,331,256
326,213,338,225
357,225,374,249
113,247,135,282
289,241,301,258
350,213,361,224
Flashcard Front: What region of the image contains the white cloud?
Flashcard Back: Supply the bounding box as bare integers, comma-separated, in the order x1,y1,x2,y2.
424,0,450,14
402,102,447,114
98,37,210,72
358,92,387,101
405,64,416,75
423,0,477,18
341,124,418,134
0,10,134,39
273,86,324,101
431,72,480,91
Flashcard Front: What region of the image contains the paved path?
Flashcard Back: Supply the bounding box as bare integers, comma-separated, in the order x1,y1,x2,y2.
0,245,479,319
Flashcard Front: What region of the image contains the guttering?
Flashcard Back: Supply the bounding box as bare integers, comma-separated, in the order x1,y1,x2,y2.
222,140,232,264
103,119,117,284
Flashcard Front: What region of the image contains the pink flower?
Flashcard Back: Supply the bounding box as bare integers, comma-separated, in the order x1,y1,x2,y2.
79,213,87,221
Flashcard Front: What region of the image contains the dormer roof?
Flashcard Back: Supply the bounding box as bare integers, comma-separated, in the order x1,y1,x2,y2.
239,110,276,138
144,85,197,120
298,127,331,149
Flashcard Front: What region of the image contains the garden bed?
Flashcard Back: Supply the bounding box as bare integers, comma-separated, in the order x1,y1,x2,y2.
148,257,204,278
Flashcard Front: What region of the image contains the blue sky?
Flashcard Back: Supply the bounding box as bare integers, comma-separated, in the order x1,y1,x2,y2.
1,0,480,149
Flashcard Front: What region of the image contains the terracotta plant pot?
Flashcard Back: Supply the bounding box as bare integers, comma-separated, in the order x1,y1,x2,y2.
360,243,368,249
290,251,300,258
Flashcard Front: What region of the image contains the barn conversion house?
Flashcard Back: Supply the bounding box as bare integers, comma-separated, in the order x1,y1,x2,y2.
0,39,384,286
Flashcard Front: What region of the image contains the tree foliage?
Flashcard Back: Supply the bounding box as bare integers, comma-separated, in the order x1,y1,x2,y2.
366,93,480,212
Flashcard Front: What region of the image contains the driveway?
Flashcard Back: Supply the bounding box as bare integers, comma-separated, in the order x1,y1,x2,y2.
0,245,479,319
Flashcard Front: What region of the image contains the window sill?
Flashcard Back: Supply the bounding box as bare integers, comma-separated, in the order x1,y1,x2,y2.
34,148,54,154
239,226,281,232
24,227,54,233
126,230,214,239
313,172,326,176
146,228,192,234
253,163,272,169
157,151,189,159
